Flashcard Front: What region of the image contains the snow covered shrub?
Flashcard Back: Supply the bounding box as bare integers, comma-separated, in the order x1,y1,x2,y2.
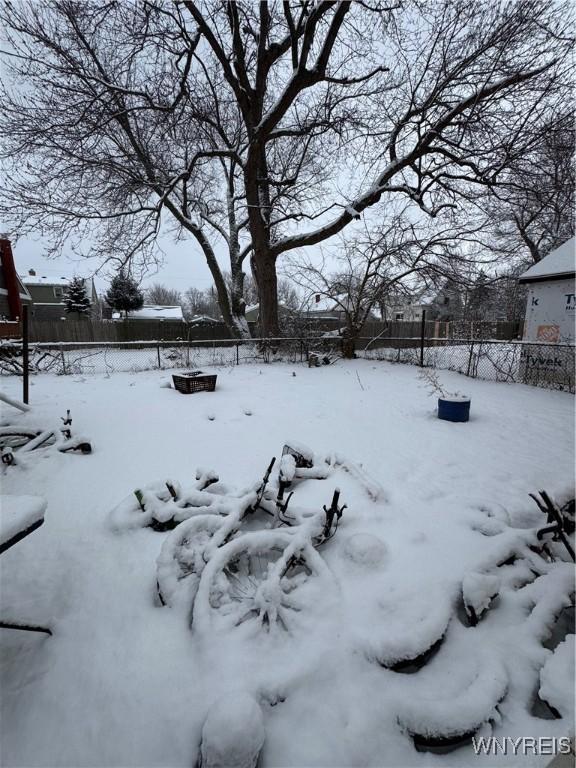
418,366,465,399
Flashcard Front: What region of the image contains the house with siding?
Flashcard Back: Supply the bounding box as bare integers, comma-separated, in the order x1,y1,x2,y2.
519,238,575,344
386,283,463,322
21,270,98,321
0,239,32,336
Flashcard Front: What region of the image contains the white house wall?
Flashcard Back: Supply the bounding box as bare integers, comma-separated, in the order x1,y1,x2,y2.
523,278,575,344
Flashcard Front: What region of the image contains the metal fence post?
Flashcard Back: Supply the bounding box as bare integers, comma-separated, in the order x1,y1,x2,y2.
157,343,161,369
236,343,239,365
22,305,29,404
60,344,67,375
466,339,475,377
419,309,426,367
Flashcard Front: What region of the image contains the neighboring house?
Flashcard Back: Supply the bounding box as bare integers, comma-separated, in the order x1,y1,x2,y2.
112,305,184,321
21,269,98,321
387,283,462,322
302,294,378,323
518,238,575,344
246,295,376,327
302,294,344,321
0,239,32,331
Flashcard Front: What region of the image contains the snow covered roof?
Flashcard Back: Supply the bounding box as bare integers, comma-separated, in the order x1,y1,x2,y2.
114,305,184,321
306,295,339,312
189,314,219,324
415,289,439,306
519,238,576,283
245,302,292,315
21,274,93,290
22,274,70,286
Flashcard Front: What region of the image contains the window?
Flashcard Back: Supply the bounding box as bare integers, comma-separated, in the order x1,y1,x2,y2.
395,312,404,320
53,286,64,298
443,296,450,305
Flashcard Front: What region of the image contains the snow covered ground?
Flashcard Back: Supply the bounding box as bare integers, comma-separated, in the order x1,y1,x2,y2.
0,360,574,767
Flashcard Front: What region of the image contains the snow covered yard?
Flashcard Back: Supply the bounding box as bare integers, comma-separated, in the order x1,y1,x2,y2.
1,360,574,768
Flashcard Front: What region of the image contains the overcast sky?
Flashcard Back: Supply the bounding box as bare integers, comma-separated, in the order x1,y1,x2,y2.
9,230,230,296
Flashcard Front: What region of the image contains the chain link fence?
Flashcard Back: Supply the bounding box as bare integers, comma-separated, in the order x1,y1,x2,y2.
1,336,574,393
0,338,342,376
359,337,575,393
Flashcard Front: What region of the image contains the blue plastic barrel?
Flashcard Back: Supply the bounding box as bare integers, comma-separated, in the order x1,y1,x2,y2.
438,397,470,423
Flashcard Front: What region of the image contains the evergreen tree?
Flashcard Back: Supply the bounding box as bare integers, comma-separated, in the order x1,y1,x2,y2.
64,276,91,316
105,269,144,317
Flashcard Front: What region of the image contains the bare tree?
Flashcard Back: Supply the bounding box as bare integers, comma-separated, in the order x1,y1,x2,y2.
0,0,571,338
182,286,221,320
182,0,571,335
288,209,493,356
145,283,183,306
0,2,254,336
482,113,575,263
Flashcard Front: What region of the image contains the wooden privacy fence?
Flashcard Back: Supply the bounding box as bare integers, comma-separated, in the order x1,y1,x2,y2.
27,317,522,345
27,319,252,343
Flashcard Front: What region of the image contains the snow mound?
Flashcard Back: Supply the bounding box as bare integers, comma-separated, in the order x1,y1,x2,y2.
342,533,387,568
330,453,385,501
363,588,453,666
539,635,575,719
397,655,508,739
199,692,265,768
462,572,500,623
471,517,507,537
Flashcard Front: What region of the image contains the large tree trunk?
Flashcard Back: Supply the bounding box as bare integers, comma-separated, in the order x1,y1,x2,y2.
252,252,279,337
341,326,358,359
244,139,279,338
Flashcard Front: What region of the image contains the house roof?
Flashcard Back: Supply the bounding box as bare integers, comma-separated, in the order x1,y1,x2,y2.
189,314,219,324
21,274,94,290
114,304,184,320
519,238,575,283
22,274,71,286
307,295,335,312
415,289,438,306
